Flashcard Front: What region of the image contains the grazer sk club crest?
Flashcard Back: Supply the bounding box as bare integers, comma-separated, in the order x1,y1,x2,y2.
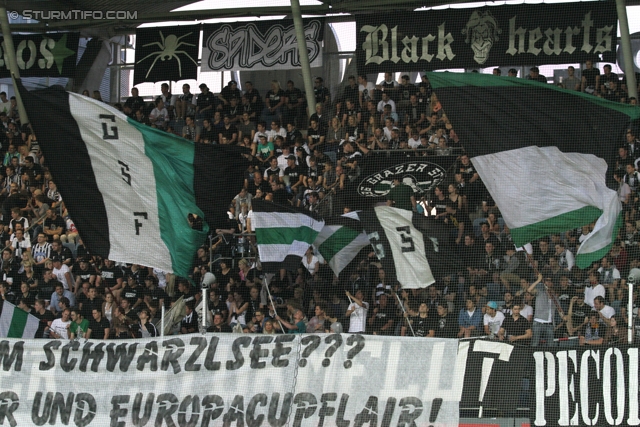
357,161,446,198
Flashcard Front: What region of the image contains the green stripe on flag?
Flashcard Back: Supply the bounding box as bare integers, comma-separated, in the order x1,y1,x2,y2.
7,307,29,338
510,206,603,248
318,226,362,262
575,212,624,269
255,226,320,245
427,72,640,120
127,118,208,278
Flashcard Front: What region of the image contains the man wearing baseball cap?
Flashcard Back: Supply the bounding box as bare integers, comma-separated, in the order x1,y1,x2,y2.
484,300,505,338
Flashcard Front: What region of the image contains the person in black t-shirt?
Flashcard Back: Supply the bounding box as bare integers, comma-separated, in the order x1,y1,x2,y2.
218,115,238,144
79,286,103,320
143,275,168,317
181,301,199,334
313,77,331,106
97,259,124,297
43,208,65,243
283,80,304,128
198,118,217,144
33,299,54,338
402,302,433,337
208,312,232,333
498,303,532,345
444,202,467,246
124,88,145,113
208,288,229,320
341,75,360,108
367,293,396,335
581,59,600,94
218,80,242,107
430,302,458,338
87,308,110,340
196,84,216,120
280,155,306,199
121,274,143,310
247,171,270,198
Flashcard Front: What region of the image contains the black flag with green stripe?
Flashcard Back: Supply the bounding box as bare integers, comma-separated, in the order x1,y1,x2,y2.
427,72,640,268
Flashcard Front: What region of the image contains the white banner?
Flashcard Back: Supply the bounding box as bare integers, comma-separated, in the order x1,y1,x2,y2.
0,334,462,426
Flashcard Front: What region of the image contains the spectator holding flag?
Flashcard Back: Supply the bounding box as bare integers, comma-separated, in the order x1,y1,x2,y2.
346,290,369,333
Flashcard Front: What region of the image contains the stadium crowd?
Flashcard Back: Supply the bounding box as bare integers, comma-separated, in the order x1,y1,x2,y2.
0,63,639,346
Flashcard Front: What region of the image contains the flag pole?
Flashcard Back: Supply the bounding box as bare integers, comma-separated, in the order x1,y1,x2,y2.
202,287,207,331
395,292,416,337
0,8,29,125
629,277,634,344
263,274,284,332
160,305,165,338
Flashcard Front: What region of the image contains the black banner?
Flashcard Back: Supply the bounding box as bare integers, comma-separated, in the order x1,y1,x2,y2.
134,25,200,84
202,19,325,71
356,2,617,75
532,345,640,427
459,340,531,415
349,152,456,211
0,33,79,78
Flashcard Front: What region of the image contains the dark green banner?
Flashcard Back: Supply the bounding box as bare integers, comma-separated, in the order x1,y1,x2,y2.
356,2,617,74
0,33,79,78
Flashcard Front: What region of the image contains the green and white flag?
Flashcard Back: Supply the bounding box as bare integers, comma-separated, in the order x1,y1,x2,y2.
428,72,640,268
313,211,370,277
472,146,622,267
18,81,248,278
0,302,39,338
252,200,325,272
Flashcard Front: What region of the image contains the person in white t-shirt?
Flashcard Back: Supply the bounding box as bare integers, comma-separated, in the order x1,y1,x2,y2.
49,308,71,340
584,272,606,308
358,75,375,108
346,290,369,333
407,128,421,149
483,301,505,337
152,268,168,289
593,296,615,325
52,255,73,291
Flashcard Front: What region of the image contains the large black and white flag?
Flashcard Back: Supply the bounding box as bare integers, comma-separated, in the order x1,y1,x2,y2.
134,25,200,84
18,81,248,278
359,206,435,288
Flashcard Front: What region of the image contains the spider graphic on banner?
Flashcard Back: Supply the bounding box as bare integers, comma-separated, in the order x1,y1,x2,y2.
137,31,198,79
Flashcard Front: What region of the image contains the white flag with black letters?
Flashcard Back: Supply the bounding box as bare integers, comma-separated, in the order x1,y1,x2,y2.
360,206,435,288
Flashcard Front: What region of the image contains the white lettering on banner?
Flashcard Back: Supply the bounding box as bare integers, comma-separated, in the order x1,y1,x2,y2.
0,36,75,72
361,11,613,67
630,348,640,425
204,21,323,71
471,341,513,407
505,12,612,57
534,348,640,427
603,348,625,425
361,24,455,65
0,335,461,426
